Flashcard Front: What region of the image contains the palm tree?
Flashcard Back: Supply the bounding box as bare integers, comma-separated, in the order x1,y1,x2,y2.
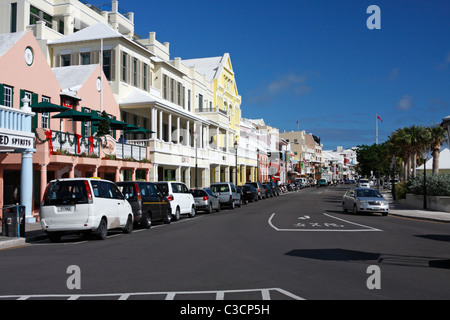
426,125,448,173
388,127,411,181
407,125,429,178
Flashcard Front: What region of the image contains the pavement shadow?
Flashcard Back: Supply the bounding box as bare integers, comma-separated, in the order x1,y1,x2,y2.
285,248,450,270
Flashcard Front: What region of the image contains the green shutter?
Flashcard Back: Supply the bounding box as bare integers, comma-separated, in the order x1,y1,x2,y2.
81,107,86,136
19,89,25,107
0,84,4,106
32,93,38,130
90,110,98,136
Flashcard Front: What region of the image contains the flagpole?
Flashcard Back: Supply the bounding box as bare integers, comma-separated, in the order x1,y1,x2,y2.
376,114,378,145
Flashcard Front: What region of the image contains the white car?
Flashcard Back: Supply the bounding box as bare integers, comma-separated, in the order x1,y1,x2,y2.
154,181,196,220
40,178,133,242
358,179,370,188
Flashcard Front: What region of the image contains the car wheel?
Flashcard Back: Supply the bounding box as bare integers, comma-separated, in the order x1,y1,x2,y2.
122,215,133,234
174,207,180,221
352,205,358,215
207,203,213,214
143,212,152,229
164,208,172,224
189,205,196,218
342,202,347,213
216,203,221,212
238,199,242,207
96,218,107,240
230,200,235,209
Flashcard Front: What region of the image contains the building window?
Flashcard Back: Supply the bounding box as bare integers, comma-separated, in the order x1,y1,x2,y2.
198,94,203,111
177,82,181,105
4,85,13,107
10,3,17,33
133,58,138,87
29,5,53,28
61,54,71,66
41,96,50,129
170,79,174,103
143,64,148,91
121,52,128,83
187,90,191,112
103,50,112,80
80,52,90,65
163,75,168,100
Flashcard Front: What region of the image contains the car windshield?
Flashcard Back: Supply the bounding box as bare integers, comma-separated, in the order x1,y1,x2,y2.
191,189,207,197
155,183,168,195
360,179,369,183
211,184,229,193
356,189,382,198
44,180,88,205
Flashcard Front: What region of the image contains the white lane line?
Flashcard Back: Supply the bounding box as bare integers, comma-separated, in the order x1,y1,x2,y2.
0,288,304,300
268,213,382,232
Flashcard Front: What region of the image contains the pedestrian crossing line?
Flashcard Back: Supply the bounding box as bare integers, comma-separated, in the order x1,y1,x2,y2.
0,287,304,300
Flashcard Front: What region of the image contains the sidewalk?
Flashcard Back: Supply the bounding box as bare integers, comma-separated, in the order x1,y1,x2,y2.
382,191,450,223
0,221,47,250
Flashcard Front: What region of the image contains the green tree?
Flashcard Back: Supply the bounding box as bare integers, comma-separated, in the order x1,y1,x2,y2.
96,111,111,137
356,143,389,178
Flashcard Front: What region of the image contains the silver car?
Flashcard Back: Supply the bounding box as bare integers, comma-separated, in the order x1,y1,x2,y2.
342,188,389,216
190,188,220,214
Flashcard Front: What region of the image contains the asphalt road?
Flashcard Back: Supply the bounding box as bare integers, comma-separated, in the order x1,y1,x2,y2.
1,185,450,301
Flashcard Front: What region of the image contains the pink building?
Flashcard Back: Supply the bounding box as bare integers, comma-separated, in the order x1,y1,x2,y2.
0,31,152,221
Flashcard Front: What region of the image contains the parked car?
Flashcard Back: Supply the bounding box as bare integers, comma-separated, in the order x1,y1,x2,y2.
154,181,196,220
261,183,271,198
240,184,258,202
116,181,172,228
236,186,247,204
358,179,371,188
40,178,133,242
190,188,220,214
317,178,327,187
246,181,266,199
342,187,389,216
210,182,242,209
266,181,280,196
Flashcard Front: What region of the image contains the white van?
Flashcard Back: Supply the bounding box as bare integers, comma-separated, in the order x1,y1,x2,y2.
40,178,133,242
154,181,196,220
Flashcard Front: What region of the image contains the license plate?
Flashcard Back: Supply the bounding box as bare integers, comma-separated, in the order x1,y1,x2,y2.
58,206,74,212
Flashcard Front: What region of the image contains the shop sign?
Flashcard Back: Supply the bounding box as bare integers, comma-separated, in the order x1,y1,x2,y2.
0,133,33,149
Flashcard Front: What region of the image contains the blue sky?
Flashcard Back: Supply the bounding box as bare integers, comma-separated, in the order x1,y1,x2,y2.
98,0,448,150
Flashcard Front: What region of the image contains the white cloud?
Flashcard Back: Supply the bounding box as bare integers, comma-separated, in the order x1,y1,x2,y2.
395,95,414,111
248,72,313,105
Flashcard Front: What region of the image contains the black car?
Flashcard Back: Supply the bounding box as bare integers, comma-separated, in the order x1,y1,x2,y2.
240,184,258,203
117,181,172,228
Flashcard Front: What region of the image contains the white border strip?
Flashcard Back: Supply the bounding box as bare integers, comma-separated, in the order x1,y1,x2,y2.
268,213,382,232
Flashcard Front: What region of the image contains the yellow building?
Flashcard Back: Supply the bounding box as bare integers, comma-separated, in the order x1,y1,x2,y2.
184,53,242,183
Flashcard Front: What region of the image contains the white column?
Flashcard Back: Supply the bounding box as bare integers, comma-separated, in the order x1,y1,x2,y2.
159,110,163,140
177,117,181,144
186,120,190,146
151,108,157,140
168,114,172,143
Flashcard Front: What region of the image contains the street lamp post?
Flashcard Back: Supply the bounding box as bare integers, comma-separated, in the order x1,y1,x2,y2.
256,148,260,182
421,149,428,210
234,140,238,185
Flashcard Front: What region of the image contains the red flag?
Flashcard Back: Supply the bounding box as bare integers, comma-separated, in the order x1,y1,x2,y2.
377,115,383,122
296,120,299,125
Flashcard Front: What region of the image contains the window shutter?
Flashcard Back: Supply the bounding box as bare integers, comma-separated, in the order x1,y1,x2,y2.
0,84,4,106
110,49,116,81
